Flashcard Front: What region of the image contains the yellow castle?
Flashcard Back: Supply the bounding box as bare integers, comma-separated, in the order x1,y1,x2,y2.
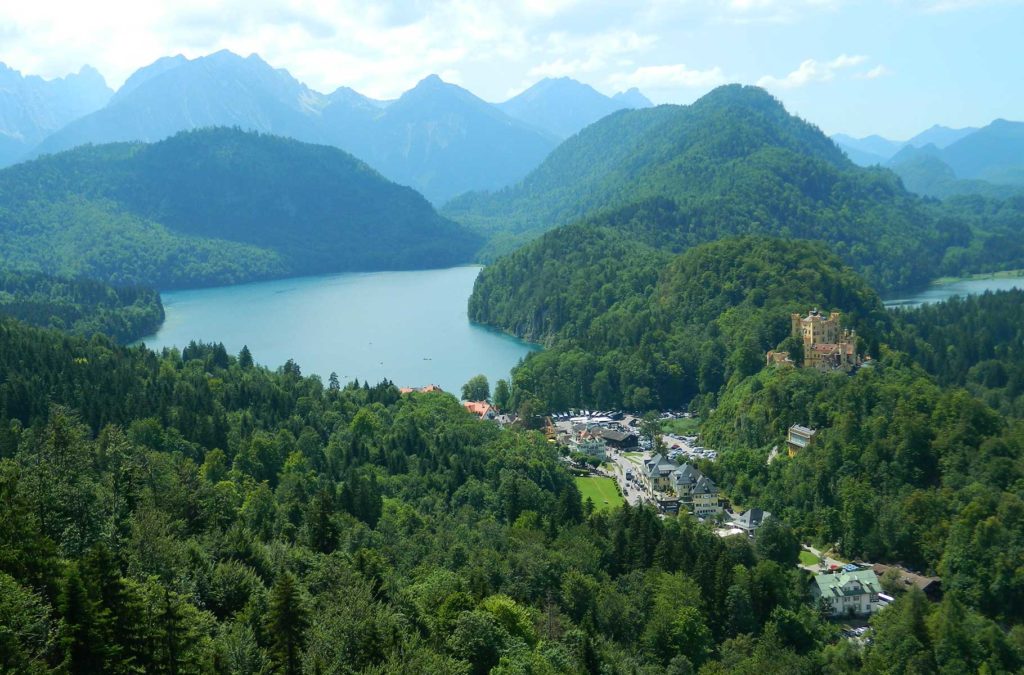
767,308,862,372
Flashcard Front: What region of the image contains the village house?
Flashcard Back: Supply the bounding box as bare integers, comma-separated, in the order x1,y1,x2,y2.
811,567,883,617
595,428,639,450
732,508,771,536
462,400,496,420
636,457,724,518
872,563,942,601
786,424,817,457
570,437,608,460
641,454,678,494
690,475,721,518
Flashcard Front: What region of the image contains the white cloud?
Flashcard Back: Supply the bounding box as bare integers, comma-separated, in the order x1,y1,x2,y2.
856,64,892,79
757,53,867,89
607,63,728,91
526,29,657,79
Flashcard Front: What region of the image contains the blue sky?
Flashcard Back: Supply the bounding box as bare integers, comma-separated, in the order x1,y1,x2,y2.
0,0,1020,138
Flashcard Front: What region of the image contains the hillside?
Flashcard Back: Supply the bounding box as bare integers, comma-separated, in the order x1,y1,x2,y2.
888,289,1024,415
7,317,1023,673
888,149,1023,199
451,85,966,292
0,269,163,342
497,76,652,139
474,235,886,411
0,128,481,288
28,51,557,204
0,62,112,166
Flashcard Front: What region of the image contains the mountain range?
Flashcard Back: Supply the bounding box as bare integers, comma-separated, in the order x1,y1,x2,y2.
8,51,651,204
0,63,112,166
832,124,978,166
0,127,480,288
497,77,652,139
448,84,968,291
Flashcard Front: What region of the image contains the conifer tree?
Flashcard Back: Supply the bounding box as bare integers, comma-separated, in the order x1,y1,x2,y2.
265,572,308,675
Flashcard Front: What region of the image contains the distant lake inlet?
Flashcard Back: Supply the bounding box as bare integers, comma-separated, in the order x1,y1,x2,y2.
137,266,539,394
884,273,1024,309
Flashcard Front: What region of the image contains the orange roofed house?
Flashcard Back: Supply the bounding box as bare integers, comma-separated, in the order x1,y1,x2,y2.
462,400,496,420
399,384,445,394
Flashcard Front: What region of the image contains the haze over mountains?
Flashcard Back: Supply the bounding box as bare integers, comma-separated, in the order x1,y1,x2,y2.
498,77,652,139
0,63,112,166
833,125,978,166
834,120,1024,198
8,51,652,203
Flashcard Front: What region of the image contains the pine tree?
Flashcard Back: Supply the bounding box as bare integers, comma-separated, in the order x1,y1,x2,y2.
59,562,112,673
265,572,309,675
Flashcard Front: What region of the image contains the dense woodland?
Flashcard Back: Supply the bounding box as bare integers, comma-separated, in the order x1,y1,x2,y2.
1,318,1022,673
0,128,481,288
3,75,1024,673
449,85,1024,292
0,270,163,342
473,235,886,413
888,288,1024,416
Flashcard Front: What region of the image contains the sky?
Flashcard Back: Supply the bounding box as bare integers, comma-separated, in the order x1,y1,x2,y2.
0,0,1020,138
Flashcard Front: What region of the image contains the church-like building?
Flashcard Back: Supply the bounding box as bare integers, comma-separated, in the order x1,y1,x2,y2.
767,308,862,372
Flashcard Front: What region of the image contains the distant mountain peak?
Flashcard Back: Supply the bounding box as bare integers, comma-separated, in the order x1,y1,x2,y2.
416,74,446,88
498,77,652,139
696,84,781,111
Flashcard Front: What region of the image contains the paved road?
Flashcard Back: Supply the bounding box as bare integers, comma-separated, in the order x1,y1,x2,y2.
606,450,647,507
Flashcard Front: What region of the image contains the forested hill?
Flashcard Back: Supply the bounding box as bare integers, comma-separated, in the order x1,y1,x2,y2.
473,235,886,412
888,289,1024,415
2,279,1022,673
446,84,977,292
0,127,482,288
0,270,163,342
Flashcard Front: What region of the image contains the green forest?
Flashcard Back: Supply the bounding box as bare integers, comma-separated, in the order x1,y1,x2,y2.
888,288,1024,416
0,128,482,288
2,73,1024,674
2,318,1022,673
450,86,1024,293
0,270,163,342
472,235,886,412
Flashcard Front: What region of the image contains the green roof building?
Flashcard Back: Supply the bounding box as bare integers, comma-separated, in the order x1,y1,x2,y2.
810,568,883,617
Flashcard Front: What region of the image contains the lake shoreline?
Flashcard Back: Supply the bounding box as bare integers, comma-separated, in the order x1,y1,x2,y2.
883,271,1024,309
136,266,539,394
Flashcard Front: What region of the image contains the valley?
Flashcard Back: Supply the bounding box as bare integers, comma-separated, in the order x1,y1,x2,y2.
1,26,1023,674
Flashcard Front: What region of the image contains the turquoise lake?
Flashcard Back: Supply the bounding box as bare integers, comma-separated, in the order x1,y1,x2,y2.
138,266,539,394
884,274,1024,308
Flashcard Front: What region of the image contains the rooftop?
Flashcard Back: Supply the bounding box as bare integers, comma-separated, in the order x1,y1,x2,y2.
813,569,880,598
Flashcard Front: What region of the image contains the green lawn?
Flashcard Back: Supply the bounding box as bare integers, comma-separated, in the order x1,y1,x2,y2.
576,476,623,512
661,417,701,436
799,550,821,566
623,452,644,465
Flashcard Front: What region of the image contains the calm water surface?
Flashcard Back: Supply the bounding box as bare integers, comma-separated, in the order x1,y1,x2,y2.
138,266,538,394
884,275,1024,309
